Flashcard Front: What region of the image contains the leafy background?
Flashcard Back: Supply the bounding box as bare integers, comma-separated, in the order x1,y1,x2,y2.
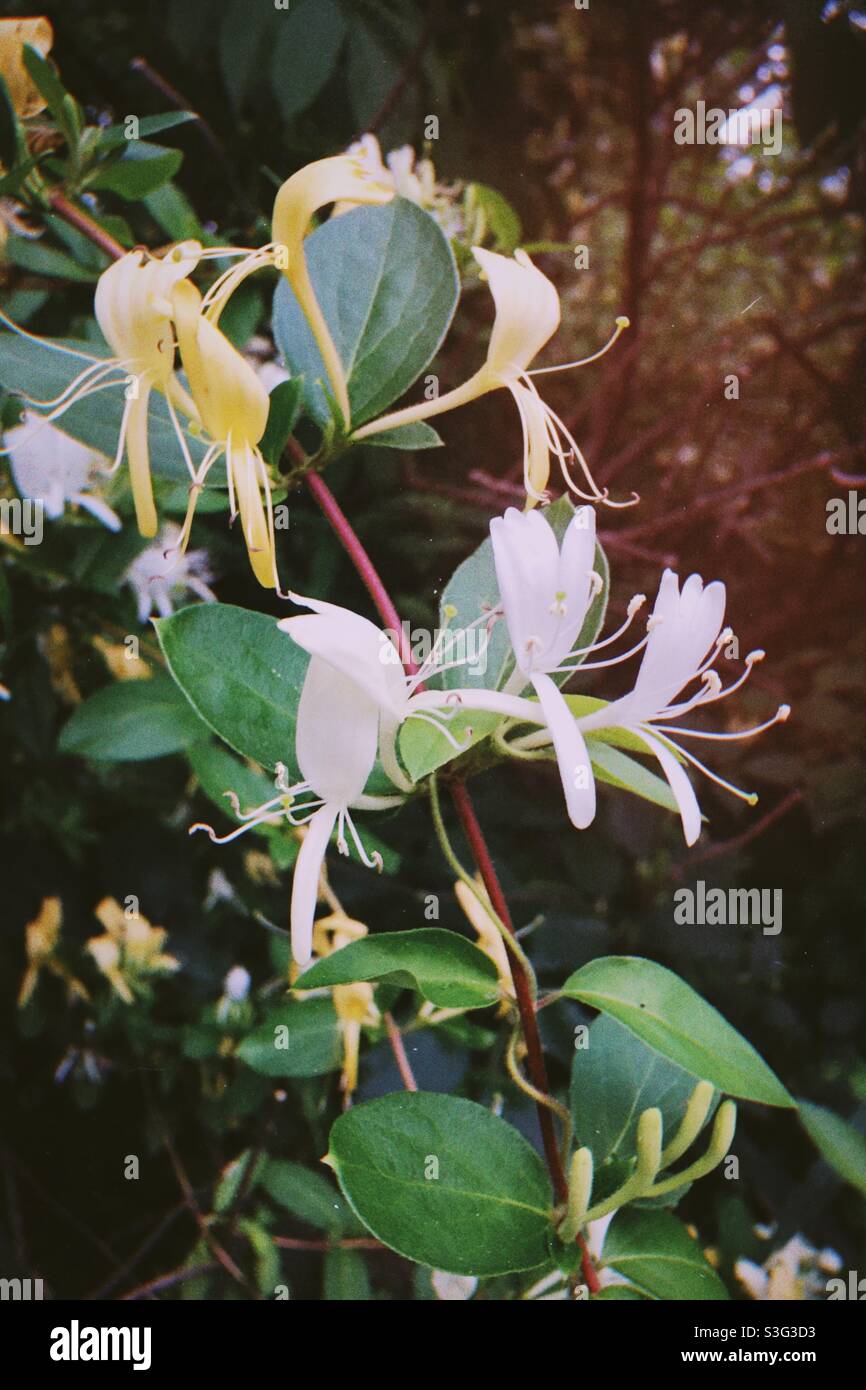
0,0,865,1298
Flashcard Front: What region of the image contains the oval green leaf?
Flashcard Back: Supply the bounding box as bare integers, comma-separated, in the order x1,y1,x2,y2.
328,1092,553,1275
237,999,340,1078
273,198,459,428
58,672,208,761
798,1100,866,1195
601,1208,729,1300
561,956,793,1108
294,929,500,1009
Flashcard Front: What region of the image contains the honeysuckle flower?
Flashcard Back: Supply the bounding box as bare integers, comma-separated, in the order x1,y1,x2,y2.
277,592,546,794
0,16,53,118
86,897,179,1004
454,878,514,1005
190,654,402,966
0,240,203,539
18,896,89,1008
576,568,790,845
216,964,252,1025
307,912,380,1095
123,522,216,622
169,279,278,588
5,412,121,530
272,153,394,428
736,1235,842,1301
353,245,632,505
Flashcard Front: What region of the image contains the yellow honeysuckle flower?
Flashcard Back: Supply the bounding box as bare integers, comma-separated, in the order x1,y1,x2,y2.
170,278,276,589
0,17,53,118
454,878,515,1007
306,911,380,1096
353,246,632,506
272,153,394,428
0,241,202,539
18,895,89,1008
87,897,179,1003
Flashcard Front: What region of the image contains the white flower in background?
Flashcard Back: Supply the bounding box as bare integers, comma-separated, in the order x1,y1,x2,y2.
491,505,647,830
430,1270,478,1301
353,246,631,505
216,964,251,1023
334,134,463,236
5,413,121,530
736,1233,843,1301
577,568,790,845
123,522,216,622
278,592,546,794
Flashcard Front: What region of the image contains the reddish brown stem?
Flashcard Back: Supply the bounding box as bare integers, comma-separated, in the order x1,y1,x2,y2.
46,191,125,261
384,1011,419,1091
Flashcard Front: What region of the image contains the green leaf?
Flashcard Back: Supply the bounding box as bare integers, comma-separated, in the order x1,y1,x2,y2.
187,740,275,825
156,603,307,774
261,1158,350,1235
798,1101,866,1195
327,1092,553,1276
4,237,100,283
273,199,459,428
57,673,209,761
143,182,204,241
294,929,500,1009
601,1208,728,1300
22,43,73,134
259,378,303,467
238,999,340,1078
90,141,183,199
398,708,502,783
362,420,443,450
585,740,678,813
561,956,793,1108
465,182,522,252
271,0,346,120
0,74,19,169
570,1015,714,1167
0,334,211,482
96,112,196,152
213,1150,267,1212
323,1249,371,1300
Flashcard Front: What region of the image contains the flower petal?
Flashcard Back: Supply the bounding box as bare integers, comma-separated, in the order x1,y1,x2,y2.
634,728,702,846
279,594,407,717
531,671,596,829
296,656,379,805
473,247,560,379
291,803,339,966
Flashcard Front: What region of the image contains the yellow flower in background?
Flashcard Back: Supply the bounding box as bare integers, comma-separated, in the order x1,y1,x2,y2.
0,17,53,118
454,878,515,1008
18,896,88,1008
306,911,380,1096
272,153,394,428
170,278,277,589
353,246,631,505
90,634,152,682
87,897,179,1004
38,622,82,705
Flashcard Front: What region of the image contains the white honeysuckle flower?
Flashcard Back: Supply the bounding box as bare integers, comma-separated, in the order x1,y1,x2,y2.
353,246,632,505
278,592,548,794
190,654,404,966
491,505,647,830
224,965,251,1002
430,1270,478,1301
577,568,790,845
123,523,216,622
5,413,121,530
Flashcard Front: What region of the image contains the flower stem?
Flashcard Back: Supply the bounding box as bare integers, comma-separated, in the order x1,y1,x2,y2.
46,191,125,261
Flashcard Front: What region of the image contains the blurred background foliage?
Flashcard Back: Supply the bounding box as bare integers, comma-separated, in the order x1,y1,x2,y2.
1,0,865,1298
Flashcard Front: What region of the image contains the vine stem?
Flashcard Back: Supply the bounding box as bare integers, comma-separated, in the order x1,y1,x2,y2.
46,191,126,261
306,472,600,1294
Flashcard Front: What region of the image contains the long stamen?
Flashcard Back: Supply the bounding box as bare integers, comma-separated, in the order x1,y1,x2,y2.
663,705,790,741
405,708,473,751
189,808,286,844
555,630,650,673
14,358,124,410
165,386,198,483
527,316,630,376
343,810,384,871
223,790,286,820
652,733,759,805
564,593,646,661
